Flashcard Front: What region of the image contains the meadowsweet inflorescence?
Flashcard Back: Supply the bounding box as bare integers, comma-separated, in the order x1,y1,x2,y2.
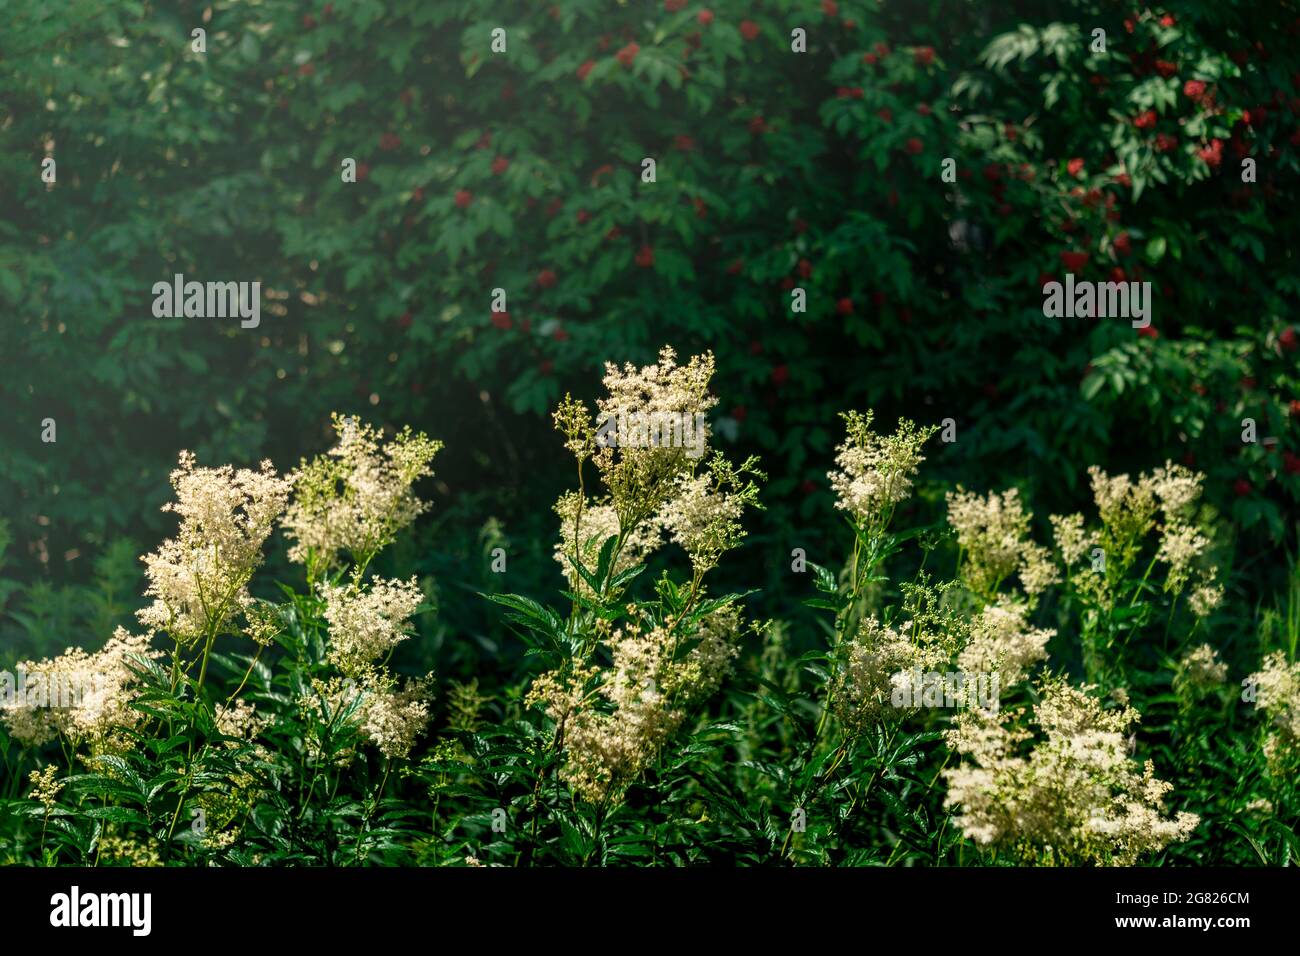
943,678,1198,865
947,487,1058,598
1,627,159,752
137,452,291,645
958,599,1054,689
282,414,442,578
529,607,745,804
533,349,761,806
320,576,425,679
1172,643,1228,707
828,410,935,529
28,765,64,811
1246,652,1300,774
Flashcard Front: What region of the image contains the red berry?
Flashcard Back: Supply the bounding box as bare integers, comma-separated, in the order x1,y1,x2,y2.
1134,110,1158,129
732,404,747,423
740,20,760,41
303,14,317,29
617,43,639,67
356,162,370,182
490,311,512,330
904,137,923,155
697,9,713,25
917,103,932,116
398,311,413,329
1155,59,1177,78
665,0,686,10
1233,478,1253,497
1138,325,1159,339
821,0,838,15
749,115,768,134
1280,327,1297,351
914,46,936,67
1067,157,1085,177
576,208,591,224
454,189,472,209
836,297,853,315
298,63,315,77
537,269,557,289
635,245,655,268
1060,251,1090,272
1114,232,1132,256
1284,451,1300,475
1160,14,1175,27
798,258,812,278
876,107,893,121
491,156,509,175
577,59,595,81
771,364,789,386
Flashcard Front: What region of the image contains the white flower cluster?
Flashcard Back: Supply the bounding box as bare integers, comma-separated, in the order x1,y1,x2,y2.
282,414,441,576
137,452,291,645
947,487,1058,598
528,606,744,804
943,679,1198,865
320,576,425,678
828,410,934,529
1,627,160,752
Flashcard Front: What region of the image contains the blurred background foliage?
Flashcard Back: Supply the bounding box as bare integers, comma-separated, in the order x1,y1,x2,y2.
3,0,1298,689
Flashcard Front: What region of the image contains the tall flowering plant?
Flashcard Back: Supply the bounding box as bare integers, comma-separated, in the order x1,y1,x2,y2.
1,415,442,865
433,348,764,865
